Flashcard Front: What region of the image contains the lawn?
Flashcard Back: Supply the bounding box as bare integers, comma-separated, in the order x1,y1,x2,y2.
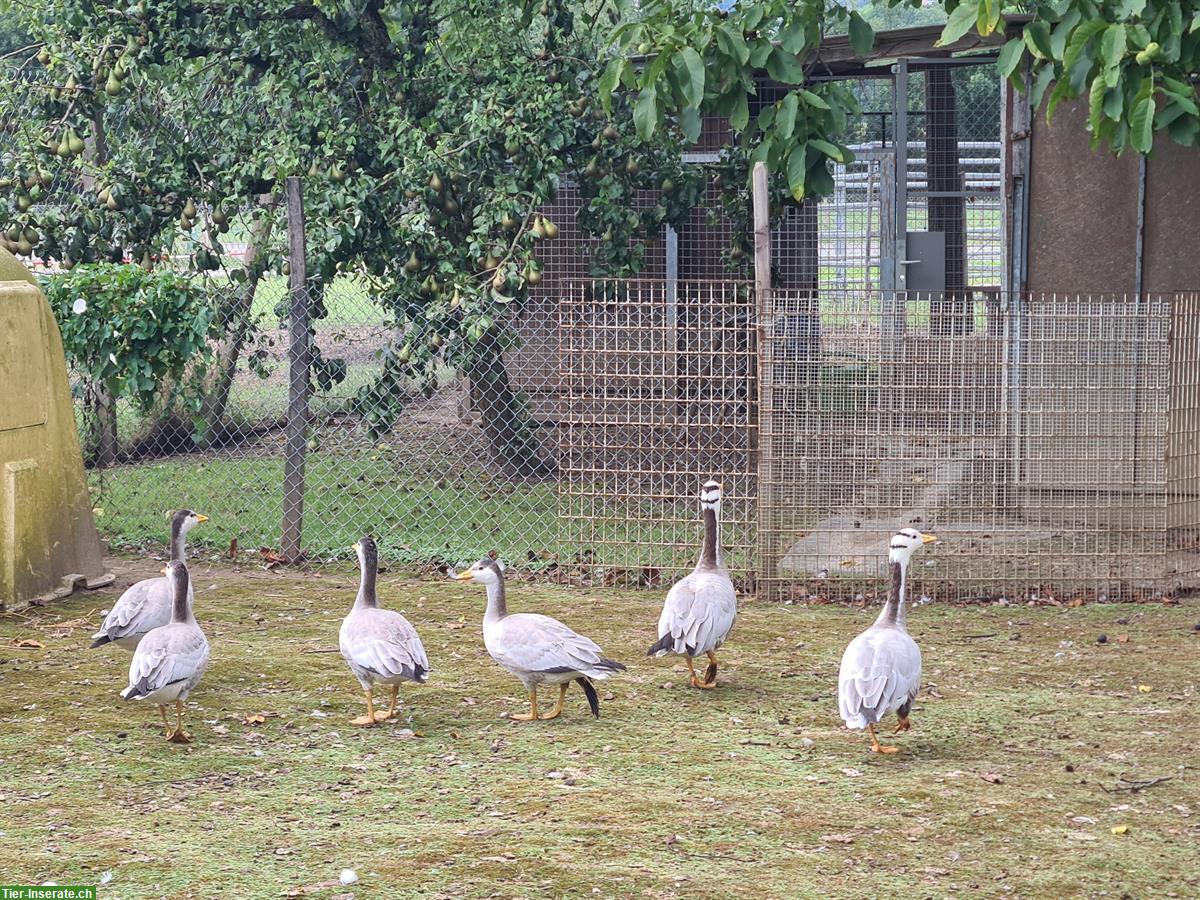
1,559,1197,898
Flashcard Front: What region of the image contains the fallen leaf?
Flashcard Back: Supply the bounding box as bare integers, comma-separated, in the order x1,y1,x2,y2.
244,714,266,726
1137,684,1152,693
980,772,1003,784
286,880,339,897
15,639,44,649
840,768,863,777
839,558,857,567
1117,635,1130,643
1111,824,1129,835
821,833,854,844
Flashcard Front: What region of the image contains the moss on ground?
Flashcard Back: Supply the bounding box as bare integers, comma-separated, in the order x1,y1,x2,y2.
1,560,1197,898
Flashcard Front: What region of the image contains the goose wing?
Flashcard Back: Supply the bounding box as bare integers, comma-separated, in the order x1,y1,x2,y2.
122,625,209,700
340,609,430,683
93,577,175,644
652,571,737,656
490,613,623,678
837,627,921,727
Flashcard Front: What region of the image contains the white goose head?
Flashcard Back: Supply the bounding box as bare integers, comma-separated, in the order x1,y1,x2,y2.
700,479,723,512
173,508,209,535
889,527,937,565
454,557,505,586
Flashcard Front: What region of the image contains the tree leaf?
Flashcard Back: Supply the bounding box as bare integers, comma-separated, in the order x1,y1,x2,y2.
1131,93,1156,153
730,91,749,131
977,0,1001,38
810,138,844,162
679,106,702,144
598,58,625,114
938,1,981,48
799,88,831,110
766,47,807,84
848,11,874,56
776,92,799,139
674,47,705,108
997,37,1024,77
634,84,658,141
1100,24,1127,70
786,143,807,202
1024,21,1053,60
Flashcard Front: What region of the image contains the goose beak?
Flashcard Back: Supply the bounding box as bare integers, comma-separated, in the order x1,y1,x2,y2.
196,514,209,523
350,543,359,552
922,533,938,544
453,570,474,582
160,566,170,575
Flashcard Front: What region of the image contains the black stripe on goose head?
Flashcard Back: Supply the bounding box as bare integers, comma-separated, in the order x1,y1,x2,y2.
700,479,723,509
357,534,378,572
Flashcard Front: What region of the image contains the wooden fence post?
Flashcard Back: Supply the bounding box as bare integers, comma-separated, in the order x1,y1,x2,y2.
751,161,776,597
281,176,310,563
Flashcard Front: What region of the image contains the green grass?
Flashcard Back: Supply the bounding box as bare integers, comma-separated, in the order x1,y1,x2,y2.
1,563,1197,897
88,454,561,566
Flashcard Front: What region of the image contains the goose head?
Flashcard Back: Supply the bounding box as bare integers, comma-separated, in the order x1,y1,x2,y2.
173,508,209,535
700,479,723,512
454,557,505,585
352,534,378,572
889,527,937,565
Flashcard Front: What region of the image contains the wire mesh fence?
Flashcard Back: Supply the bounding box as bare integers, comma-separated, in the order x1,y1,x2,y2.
757,289,1200,601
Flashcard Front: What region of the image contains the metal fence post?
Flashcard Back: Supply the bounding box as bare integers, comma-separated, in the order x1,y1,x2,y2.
281,176,310,562
751,161,776,597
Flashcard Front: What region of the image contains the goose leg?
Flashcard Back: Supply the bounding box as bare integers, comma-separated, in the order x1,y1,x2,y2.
894,716,911,734
510,688,539,721
387,685,400,720
540,684,568,720
157,704,170,737
703,650,719,686
687,655,717,690
868,723,899,754
350,688,388,726
167,699,193,744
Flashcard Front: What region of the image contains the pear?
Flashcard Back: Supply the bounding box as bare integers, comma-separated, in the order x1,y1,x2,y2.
443,198,460,215
67,130,85,155
56,134,72,157
64,73,76,92
542,217,559,240
501,213,519,230
212,207,228,227
484,253,500,269
625,157,639,175
602,124,618,141
106,193,119,210
308,160,321,177
330,164,346,183
428,333,443,349
450,288,463,309
17,194,32,212
37,48,51,65
429,173,444,194
183,198,196,219
282,261,291,276
524,264,542,286
491,270,507,291
403,251,421,273
531,216,546,240
105,72,121,95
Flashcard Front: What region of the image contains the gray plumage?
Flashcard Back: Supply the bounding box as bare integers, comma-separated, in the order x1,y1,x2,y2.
838,528,935,732
121,562,209,705
339,536,429,690
92,509,205,650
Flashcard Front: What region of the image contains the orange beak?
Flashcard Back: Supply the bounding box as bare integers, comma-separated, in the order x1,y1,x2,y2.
453,570,474,582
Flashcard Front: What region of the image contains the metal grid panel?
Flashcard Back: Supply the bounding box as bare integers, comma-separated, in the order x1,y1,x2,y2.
757,288,1200,601
557,279,757,586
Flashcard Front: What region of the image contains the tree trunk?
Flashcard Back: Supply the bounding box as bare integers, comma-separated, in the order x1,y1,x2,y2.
198,199,277,444
467,327,555,478
94,386,118,468
925,66,969,336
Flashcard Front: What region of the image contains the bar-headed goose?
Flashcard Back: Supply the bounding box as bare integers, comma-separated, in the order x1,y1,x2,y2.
648,479,737,688
339,535,430,726
91,508,207,650
837,527,937,753
121,561,210,744
455,557,625,721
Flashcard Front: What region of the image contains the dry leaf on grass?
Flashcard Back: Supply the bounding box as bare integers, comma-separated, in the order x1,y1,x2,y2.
244,714,266,726
1111,824,1130,835
15,639,44,649
980,772,1004,784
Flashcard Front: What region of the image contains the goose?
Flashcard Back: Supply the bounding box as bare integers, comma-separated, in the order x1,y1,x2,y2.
647,479,737,688
339,535,430,727
455,557,625,721
121,561,210,744
91,509,208,650
837,527,937,753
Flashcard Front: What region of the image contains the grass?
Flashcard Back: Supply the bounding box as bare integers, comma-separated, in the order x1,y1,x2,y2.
1,560,1198,898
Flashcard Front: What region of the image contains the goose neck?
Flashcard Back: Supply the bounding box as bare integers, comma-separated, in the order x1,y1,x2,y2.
877,559,908,628
698,506,723,569
483,578,507,622
355,564,378,609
